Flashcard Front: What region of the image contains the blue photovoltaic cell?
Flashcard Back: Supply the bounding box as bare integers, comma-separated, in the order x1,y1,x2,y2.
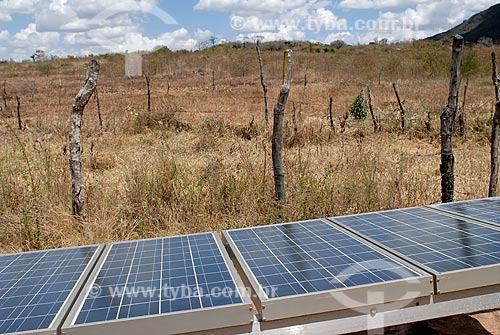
431,197,500,227
333,207,500,273
74,233,242,325
227,220,421,299
0,246,99,335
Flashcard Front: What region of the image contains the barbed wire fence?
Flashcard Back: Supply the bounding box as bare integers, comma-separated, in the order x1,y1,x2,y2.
1,61,496,207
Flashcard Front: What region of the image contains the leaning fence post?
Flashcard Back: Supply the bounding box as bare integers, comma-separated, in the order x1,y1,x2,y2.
440,35,463,203
392,82,405,130
95,86,103,128
272,50,292,204
16,96,22,130
489,101,500,197
145,74,151,113
366,86,378,132
70,60,100,217
256,40,269,124
329,97,335,132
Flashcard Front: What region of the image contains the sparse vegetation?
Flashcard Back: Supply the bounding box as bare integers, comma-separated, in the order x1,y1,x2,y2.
0,40,498,252
349,91,368,120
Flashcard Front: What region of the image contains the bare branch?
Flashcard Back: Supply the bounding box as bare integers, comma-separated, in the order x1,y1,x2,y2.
256,40,269,124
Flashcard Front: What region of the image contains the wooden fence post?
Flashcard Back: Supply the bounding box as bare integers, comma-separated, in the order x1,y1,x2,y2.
440,35,464,203
16,96,22,130
95,86,103,129
70,60,100,217
212,70,215,91
145,74,151,113
366,86,378,132
492,52,500,101
329,97,335,132
489,101,500,197
256,40,269,124
2,80,8,110
272,50,293,204
392,82,405,130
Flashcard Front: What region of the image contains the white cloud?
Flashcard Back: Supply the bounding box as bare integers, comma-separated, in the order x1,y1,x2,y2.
195,0,311,15
10,24,60,49
0,30,9,40
338,0,430,10
0,0,38,21
195,28,213,39
0,0,200,59
0,24,60,60
200,0,345,41
326,0,499,44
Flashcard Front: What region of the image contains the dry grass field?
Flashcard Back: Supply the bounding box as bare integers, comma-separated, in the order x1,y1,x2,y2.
0,40,498,253
1,40,500,334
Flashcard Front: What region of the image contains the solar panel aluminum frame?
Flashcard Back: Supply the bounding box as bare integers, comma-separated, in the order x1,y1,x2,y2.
1,244,105,335
223,219,433,322
427,197,500,229
61,233,253,335
328,207,500,295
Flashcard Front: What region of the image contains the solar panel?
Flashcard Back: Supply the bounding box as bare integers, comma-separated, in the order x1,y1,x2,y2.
429,197,500,228
0,245,102,335
63,233,251,335
224,219,432,321
331,207,500,293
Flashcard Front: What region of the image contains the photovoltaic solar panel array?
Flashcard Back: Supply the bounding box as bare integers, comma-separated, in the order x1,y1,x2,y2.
226,220,421,298
0,197,499,335
0,246,100,335
332,207,500,273
74,233,243,325
430,197,500,228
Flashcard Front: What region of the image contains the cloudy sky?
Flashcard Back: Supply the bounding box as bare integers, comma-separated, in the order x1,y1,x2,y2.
0,0,497,61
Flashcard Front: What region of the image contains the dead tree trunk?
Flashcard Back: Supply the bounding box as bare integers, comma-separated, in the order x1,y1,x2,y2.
272,50,293,204
256,41,269,124
489,101,500,197
366,86,378,132
440,35,464,203
458,79,468,137
2,80,8,109
492,52,500,101
95,86,102,128
16,96,22,130
392,82,405,130
70,60,100,217
329,97,335,132
145,74,151,113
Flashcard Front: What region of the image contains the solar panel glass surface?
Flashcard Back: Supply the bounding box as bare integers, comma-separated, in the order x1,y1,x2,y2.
74,233,242,326
227,220,421,299
0,246,99,334
333,207,500,273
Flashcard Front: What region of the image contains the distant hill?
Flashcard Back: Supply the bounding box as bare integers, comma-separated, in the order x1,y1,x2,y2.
428,3,500,44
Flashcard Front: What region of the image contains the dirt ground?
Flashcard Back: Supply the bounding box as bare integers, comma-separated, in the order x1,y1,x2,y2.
351,310,500,335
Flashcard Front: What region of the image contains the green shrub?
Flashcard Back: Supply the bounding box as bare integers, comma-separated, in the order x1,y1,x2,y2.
349,91,368,120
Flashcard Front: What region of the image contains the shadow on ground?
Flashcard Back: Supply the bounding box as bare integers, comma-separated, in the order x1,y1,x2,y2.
349,314,493,335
